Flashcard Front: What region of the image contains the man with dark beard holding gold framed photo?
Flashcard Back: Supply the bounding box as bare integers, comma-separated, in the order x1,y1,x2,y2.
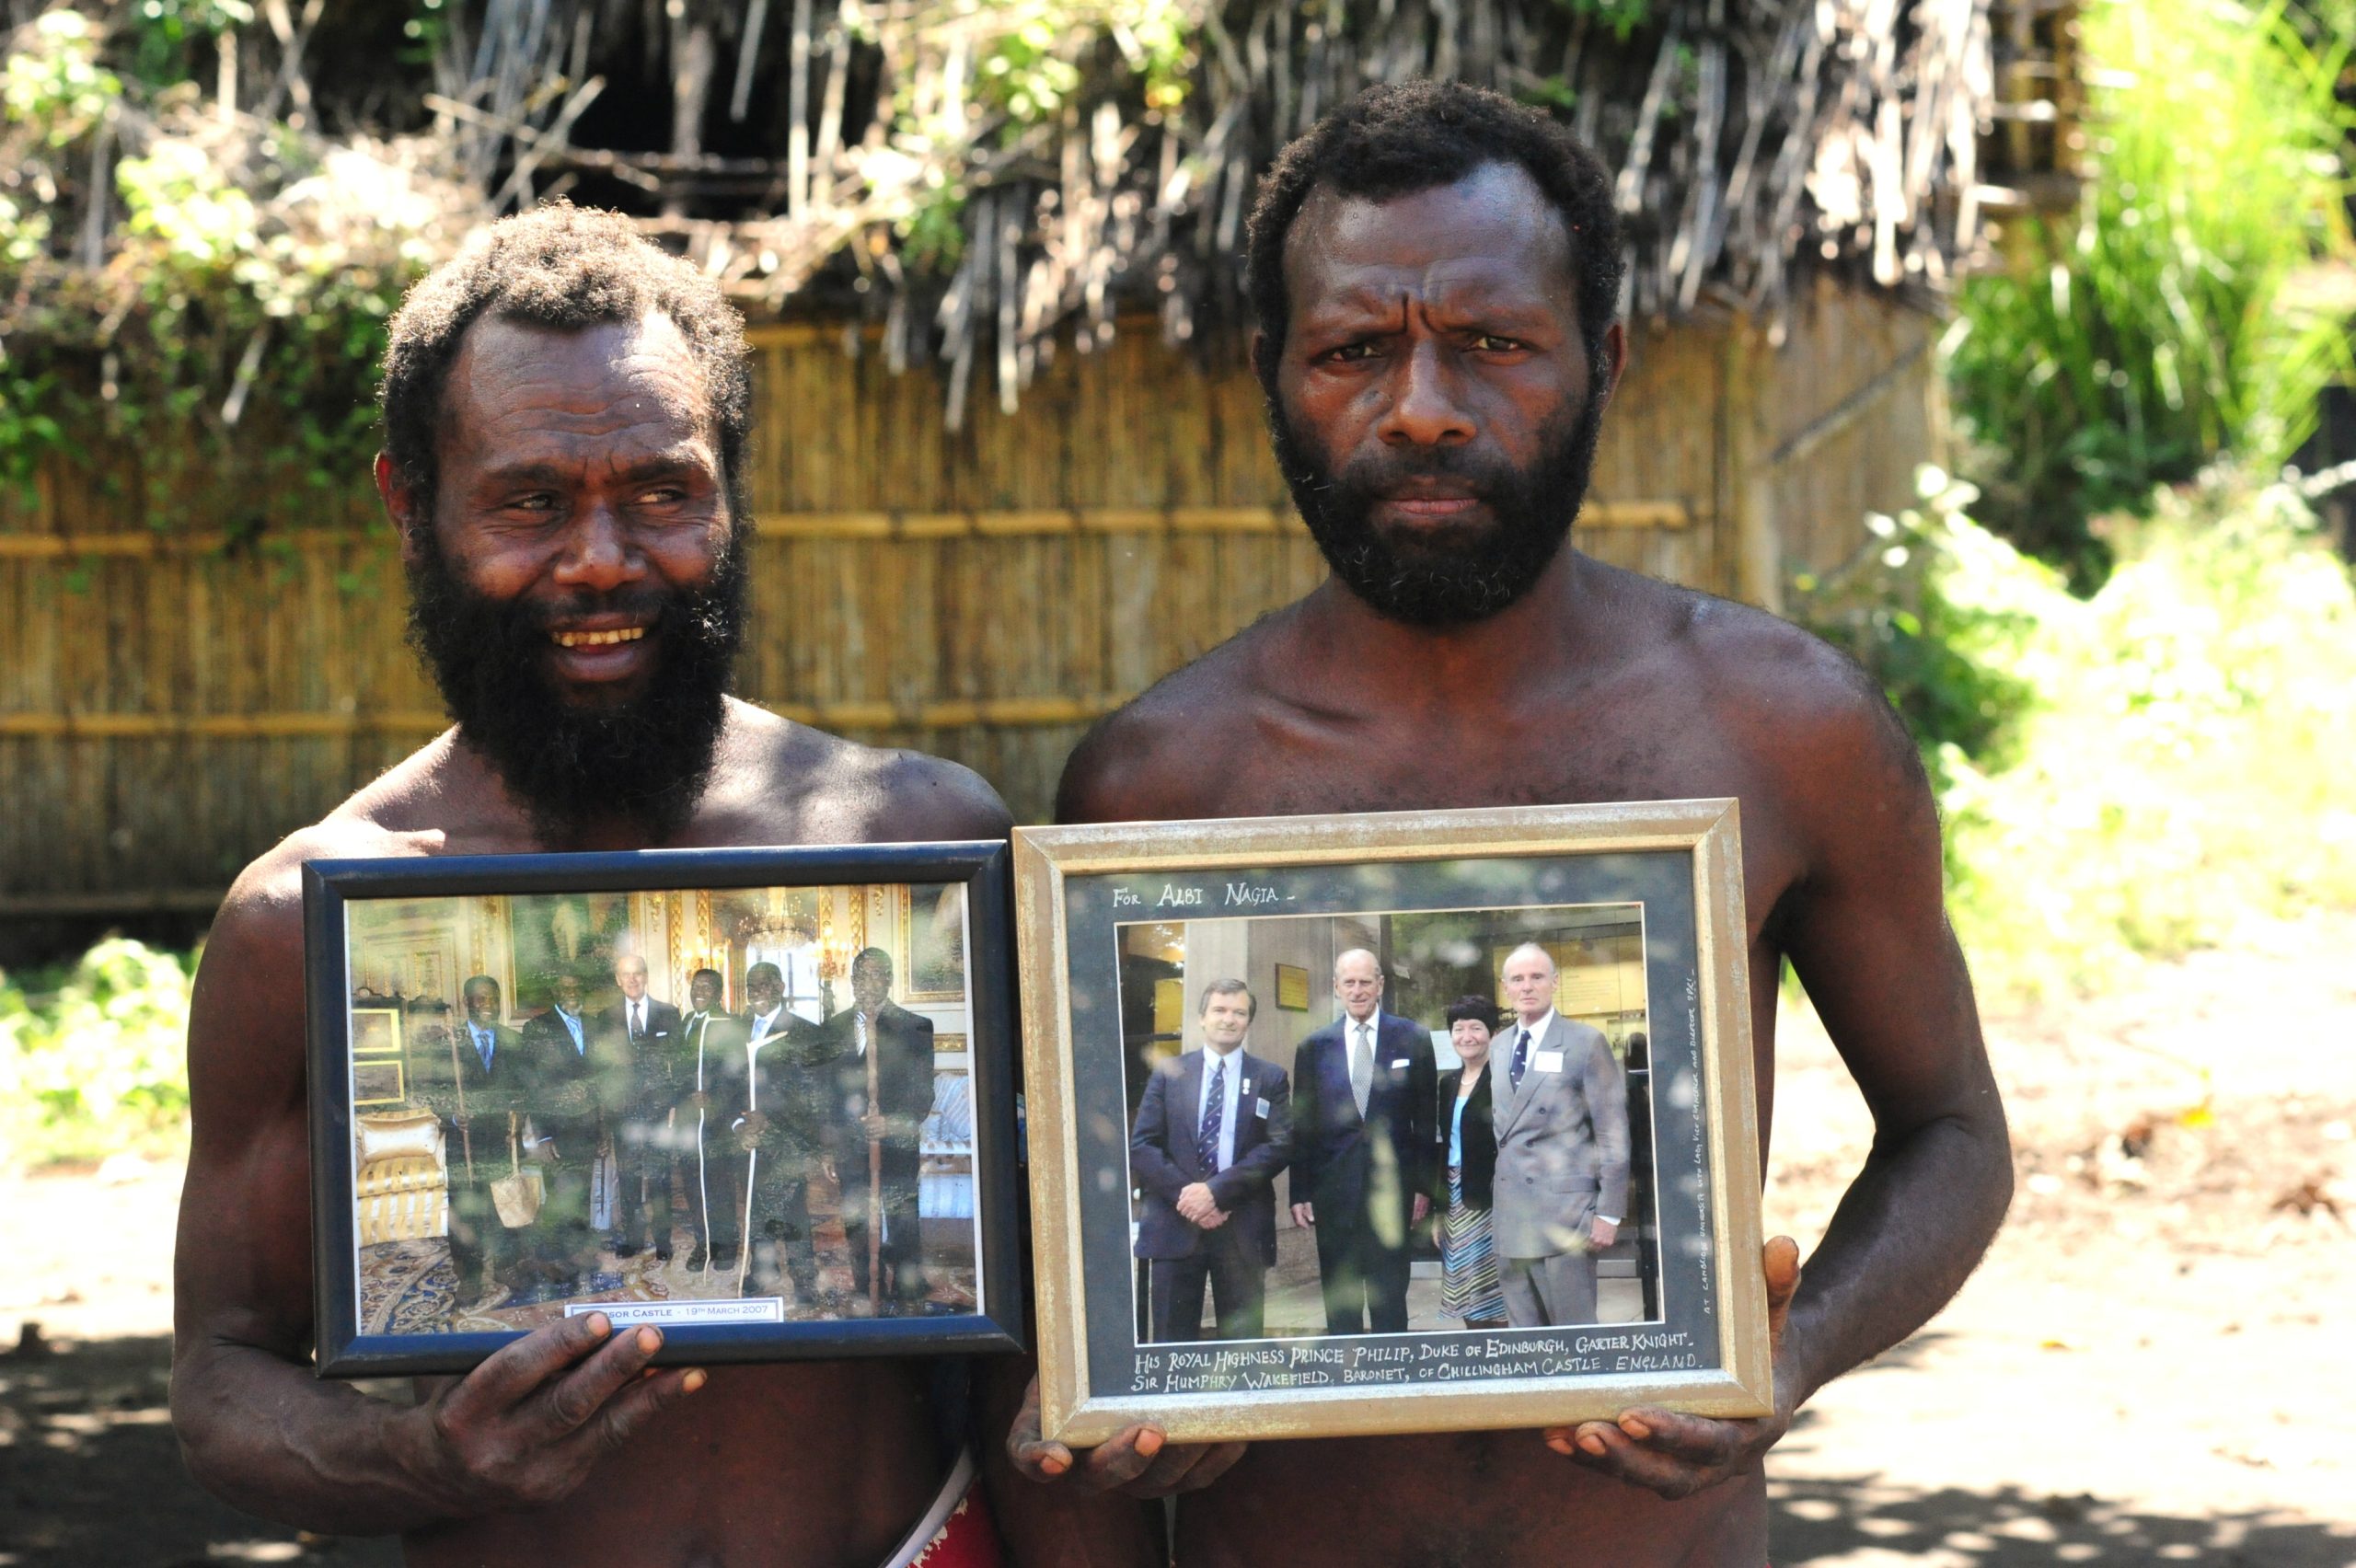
1013,82,2013,1568
169,205,1148,1568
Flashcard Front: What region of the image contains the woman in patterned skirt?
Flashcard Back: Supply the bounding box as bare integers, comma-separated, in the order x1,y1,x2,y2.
1433,995,1507,1329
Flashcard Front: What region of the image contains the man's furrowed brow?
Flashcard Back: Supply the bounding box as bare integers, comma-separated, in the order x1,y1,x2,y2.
473,447,711,489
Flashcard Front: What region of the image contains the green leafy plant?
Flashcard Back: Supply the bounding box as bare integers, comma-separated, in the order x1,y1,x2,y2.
1803,465,2356,1003
1946,0,2356,582
0,939,195,1170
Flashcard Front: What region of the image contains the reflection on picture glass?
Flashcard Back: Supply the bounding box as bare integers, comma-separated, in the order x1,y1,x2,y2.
1115,900,1662,1349
341,883,980,1337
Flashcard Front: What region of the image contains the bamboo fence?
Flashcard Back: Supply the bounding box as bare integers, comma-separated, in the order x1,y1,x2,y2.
0,276,1933,913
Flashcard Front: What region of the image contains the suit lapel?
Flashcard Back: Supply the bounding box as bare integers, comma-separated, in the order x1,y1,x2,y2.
1230,1053,1261,1155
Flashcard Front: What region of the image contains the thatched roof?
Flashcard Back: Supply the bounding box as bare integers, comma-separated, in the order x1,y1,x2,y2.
355,1,1995,417
5,0,2009,426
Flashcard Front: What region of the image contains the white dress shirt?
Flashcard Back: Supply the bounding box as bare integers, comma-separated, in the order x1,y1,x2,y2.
1346,1010,1380,1115
1508,1009,1558,1068
735,1009,785,1125
1195,1043,1247,1172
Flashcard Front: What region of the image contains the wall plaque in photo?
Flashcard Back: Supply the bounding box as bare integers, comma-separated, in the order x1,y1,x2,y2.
1012,802,1771,1444
303,843,1022,1377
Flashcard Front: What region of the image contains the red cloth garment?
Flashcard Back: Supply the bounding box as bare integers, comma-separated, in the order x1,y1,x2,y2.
886,1450,1003,1568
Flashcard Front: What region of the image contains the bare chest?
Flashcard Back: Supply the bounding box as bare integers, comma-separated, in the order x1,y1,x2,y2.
1162,698,1799,938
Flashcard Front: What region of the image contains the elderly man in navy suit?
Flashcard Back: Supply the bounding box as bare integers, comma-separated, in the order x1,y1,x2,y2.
1288,948,1436,1334
1131,979,1294,1343
1490,942,1631,1328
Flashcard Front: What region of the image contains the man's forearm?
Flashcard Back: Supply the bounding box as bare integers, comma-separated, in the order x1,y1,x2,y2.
1782,1108,2013,1407
173,1339,456,1536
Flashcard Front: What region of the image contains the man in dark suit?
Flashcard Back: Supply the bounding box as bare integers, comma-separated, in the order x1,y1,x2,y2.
722,961,822,1300
415,974,524,1300
1288,947,1436,1334
514,971,606,1286
597,952,687,1260
1130,978,1292,1342
1489,942,1631,1328
674,967,737,1272
809,947,934,1311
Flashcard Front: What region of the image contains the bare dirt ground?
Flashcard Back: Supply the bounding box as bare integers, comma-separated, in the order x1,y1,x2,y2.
2,912,2351,1566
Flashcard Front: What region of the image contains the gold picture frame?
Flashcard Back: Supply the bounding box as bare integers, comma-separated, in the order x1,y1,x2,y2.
899,882,972,1003
1012,800,1770,1446
351,1058,406,1106
349,1007,405,1058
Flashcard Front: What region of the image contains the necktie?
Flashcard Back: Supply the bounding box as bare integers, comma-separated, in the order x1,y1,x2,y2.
474,1027,493,1070
1349,1020,1373,1117
1511,1026,1532,1090
1197,1057,1227,1173
752,1012,770,1043
630,1000,644,1040
856,1010,869,1057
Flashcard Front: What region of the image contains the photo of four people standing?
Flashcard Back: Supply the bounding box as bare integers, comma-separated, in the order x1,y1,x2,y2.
1130,940,1637,1343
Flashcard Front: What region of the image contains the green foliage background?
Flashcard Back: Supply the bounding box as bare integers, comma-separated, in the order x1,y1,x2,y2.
1798,466,2356,1002
0,940,194,1169
1944,0,2356,582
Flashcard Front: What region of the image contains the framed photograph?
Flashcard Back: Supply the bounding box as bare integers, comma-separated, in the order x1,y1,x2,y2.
902,882,970,1003
304,842,1023,1378
350,1007,404,1058
352,1059,406,1107
1012,801,1769,1445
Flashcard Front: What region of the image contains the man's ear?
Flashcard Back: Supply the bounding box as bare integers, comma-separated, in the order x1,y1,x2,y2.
1595,319,1629,410
1250,328,1277,392
375,452,425,563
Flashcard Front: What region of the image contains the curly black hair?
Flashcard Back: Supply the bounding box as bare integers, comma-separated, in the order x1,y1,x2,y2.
1244,80,1624,391
378,202,753,527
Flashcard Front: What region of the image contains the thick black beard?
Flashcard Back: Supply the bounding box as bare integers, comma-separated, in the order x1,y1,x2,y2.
403,528,745,847
1266,392,1605,627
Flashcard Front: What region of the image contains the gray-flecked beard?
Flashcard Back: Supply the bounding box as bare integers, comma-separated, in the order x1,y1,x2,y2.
1266,394,1604,628
402,527,745,847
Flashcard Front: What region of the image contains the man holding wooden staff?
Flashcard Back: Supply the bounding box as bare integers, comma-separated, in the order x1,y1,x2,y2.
424,974,523,1302
812,946,934,1314
726,960,825,1303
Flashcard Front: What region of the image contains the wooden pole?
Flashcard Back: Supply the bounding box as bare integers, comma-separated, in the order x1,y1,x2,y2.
447,1023,474,1181
866,1012,883,1315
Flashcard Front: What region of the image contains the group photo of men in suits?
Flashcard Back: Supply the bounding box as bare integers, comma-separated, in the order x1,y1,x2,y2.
1119,914,1653,1342
359,892,973,1330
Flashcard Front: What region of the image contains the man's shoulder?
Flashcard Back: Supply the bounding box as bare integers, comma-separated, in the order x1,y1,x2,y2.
1597,567,1928,853
1296,1018,1343,1049
1054,616,1290,823
203,809,440,997
715,702,1012,844
1620,572,1911,769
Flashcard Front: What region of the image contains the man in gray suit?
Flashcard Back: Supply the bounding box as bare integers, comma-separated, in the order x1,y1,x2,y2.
1489,941,1631,1327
